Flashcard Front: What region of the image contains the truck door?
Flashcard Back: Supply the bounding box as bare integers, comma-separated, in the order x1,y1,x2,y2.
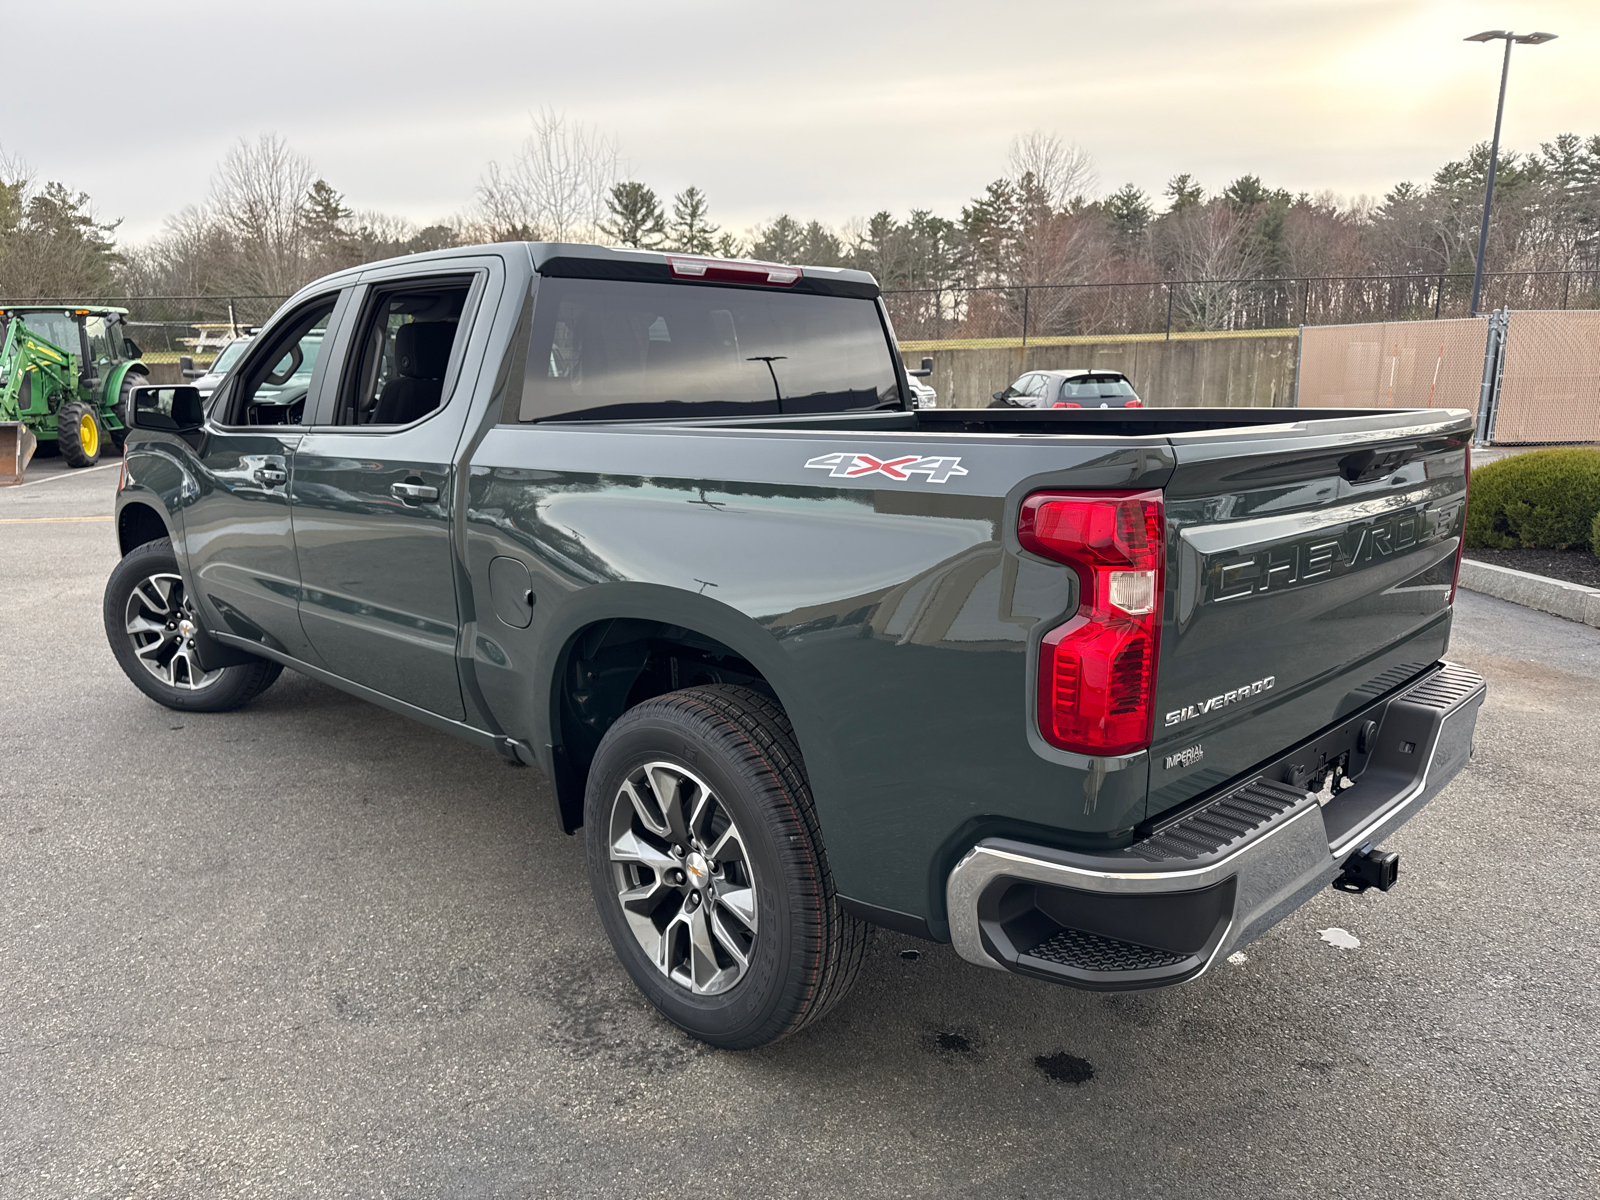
182,291,346,663
288,264,495,720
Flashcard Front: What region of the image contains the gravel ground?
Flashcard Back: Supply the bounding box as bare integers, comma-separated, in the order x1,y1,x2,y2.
2,456,1597,1199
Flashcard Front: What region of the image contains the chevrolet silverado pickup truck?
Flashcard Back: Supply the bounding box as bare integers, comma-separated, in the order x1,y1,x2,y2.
105,242,1486,1049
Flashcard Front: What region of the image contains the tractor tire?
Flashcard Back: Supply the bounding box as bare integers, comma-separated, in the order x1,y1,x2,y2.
103,538,284,712
56,399,104,468
111,371,147,451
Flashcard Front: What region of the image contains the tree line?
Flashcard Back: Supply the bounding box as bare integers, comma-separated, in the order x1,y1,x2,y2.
3,112,1599,335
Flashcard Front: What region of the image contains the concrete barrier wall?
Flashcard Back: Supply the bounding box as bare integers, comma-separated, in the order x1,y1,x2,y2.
900,332,1300,409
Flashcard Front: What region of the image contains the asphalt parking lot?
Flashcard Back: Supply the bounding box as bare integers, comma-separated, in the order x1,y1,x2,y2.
3,455,1597,1200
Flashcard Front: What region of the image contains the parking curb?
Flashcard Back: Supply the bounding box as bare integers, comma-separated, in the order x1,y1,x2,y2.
1459,559,1600,629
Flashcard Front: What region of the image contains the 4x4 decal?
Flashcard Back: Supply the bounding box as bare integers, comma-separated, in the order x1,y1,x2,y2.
804,452,968,484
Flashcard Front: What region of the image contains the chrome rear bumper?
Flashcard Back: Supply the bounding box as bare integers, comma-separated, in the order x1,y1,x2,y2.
945,662,1487,989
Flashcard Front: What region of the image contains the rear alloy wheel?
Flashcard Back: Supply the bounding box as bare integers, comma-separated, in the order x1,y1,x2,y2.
103,538,283,712
584,685,869,1049
55,399,103,468
607,760,761,996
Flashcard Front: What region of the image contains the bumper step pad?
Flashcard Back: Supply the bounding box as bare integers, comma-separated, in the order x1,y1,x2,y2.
1025,928,1190,973
1119,778,1309,864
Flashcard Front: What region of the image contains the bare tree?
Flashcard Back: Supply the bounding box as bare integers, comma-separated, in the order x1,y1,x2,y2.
476,109,620,243
1008,131,1096,211
1161,204,1265,329
205,133,316,295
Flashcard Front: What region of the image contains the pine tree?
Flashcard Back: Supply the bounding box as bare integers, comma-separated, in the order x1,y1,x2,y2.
750,214,805,262
1104,183,1153,251
302,179,352,245
666,186,719,254
1164,173,1204,212
599,181,666,248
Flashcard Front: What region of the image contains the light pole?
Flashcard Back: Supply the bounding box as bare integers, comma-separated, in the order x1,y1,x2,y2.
1464,29,1557,317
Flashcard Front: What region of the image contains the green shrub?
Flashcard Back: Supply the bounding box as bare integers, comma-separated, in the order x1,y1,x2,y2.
1464,447,1600,551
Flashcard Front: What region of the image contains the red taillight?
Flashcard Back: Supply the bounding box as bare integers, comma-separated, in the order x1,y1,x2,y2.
1052,401,1082,409
667,255,801,287
1020,490,1165,756
1125,399,1143,408
1450,444,1470,604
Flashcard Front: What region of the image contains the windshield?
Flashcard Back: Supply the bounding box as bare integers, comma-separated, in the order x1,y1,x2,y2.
210,340,250,374
517,276,900,421
17,312,80,356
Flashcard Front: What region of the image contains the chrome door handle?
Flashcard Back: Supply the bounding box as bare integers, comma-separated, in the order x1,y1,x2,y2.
391,482,439,503
254,466,288,485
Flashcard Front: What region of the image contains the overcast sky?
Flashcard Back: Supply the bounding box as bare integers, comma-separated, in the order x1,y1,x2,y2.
5,0,1596,244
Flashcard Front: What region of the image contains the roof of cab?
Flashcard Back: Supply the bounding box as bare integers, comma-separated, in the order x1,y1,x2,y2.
0,304,130,315
309,241,882,301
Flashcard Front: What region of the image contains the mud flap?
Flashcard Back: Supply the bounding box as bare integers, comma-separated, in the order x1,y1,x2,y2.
0,423,38,486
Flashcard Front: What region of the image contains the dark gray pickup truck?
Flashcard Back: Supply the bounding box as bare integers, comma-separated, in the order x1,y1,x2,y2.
106,242,1486,1048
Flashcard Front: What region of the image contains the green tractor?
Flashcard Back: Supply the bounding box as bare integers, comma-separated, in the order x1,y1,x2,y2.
0,305,150,484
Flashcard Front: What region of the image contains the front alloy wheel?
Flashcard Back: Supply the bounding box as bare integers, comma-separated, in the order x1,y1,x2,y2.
124,571,224,691
103,537,283,713
608,761,759,996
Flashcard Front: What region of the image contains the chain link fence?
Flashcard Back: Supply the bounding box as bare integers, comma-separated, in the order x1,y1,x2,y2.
1296,310,1600,445
1295,318,1490,417
1492,310,1600,444
884,269,1600,346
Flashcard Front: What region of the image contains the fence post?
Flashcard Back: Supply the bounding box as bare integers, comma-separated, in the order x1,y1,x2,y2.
1164,284,1173,341
1434,275,1443,319
1292,325,1304,408
1020,287,1029,356
1475,308,1510,446
1562,271,1571,309
228,300,238,337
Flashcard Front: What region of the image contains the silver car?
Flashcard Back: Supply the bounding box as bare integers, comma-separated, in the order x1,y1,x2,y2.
990,369,1143,409
188,337,253,401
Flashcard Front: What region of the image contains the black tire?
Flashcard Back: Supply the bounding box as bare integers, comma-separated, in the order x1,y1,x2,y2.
111,371,146,450
103,538,283,713
56,398,103,467
584,685,869,1049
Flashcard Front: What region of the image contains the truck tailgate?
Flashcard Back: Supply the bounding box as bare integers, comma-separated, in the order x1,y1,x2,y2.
1148,414,1471,820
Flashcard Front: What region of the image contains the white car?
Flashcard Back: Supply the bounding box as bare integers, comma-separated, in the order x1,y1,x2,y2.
905,355,937,409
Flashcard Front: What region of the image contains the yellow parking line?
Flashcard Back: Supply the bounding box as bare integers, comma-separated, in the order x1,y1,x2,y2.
0,515,113,524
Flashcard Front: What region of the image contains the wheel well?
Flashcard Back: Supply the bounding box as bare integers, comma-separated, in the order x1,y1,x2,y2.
118,502,169,555
551,619,778,832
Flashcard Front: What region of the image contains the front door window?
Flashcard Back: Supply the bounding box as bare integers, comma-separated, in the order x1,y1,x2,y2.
221,300,335,428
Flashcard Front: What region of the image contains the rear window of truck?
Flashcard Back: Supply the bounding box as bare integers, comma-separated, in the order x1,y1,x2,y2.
514,276,901,422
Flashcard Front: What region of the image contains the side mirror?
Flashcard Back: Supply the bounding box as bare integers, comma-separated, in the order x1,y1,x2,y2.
132,385,204,434
908,356,934,378
178,354,203,378
124,337,143,358
992,390,1009,401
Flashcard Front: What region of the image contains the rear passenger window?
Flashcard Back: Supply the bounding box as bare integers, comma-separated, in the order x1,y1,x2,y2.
517,275,899,422
334,277,474,426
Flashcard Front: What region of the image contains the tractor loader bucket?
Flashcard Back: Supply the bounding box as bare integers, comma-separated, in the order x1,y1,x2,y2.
0,422,37,486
